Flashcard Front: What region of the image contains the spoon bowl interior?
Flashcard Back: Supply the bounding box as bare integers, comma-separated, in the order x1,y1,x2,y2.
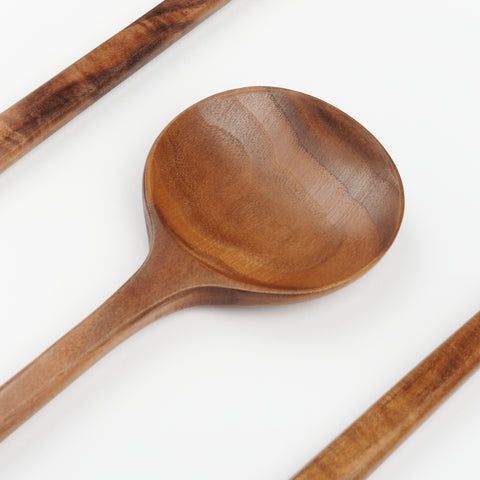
144,86,404,297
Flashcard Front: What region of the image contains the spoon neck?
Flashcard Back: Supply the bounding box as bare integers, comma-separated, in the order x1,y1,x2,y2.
0,244,202,442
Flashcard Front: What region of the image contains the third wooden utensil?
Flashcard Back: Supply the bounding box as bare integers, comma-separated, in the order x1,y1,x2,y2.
290,309,480,479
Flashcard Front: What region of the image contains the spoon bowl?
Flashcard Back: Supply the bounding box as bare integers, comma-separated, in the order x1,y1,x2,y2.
0,86,404,442
145,86,404,297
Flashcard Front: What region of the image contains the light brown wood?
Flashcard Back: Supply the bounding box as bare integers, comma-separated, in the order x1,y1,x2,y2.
0,0,231,173
291,310,480,480
0,86,404,442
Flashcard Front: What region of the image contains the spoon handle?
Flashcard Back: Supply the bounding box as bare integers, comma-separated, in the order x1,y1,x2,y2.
291,311,480,480
0,0,230,174
0,256,193,442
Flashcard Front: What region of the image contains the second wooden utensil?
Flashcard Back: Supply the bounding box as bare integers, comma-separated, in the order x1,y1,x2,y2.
0,0,231,173
0,86,404,443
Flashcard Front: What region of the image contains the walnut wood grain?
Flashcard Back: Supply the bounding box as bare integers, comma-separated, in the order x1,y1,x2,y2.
0,0,231,173
291,311,480,480
0,87,404,442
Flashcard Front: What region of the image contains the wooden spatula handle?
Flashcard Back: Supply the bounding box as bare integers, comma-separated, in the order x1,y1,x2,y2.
291,311,480,480
0,0,230,173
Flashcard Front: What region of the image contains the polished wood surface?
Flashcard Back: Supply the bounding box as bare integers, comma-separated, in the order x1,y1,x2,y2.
291,310,480,480
148,87,404,291
0,87,404,442
0,0,231,174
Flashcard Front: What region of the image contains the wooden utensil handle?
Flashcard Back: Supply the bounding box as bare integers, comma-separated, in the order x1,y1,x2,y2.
0,257,191,442
0,0,230,173
292,311,480,480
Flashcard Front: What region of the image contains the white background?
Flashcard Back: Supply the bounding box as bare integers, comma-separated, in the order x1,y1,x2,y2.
0,1,479,478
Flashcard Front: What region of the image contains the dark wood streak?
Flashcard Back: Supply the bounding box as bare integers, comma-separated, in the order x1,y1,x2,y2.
140,0,210,21
0,0,231,173
267,88,403,252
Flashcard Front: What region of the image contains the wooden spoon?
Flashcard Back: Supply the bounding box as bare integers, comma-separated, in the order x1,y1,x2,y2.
0,86,404,442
